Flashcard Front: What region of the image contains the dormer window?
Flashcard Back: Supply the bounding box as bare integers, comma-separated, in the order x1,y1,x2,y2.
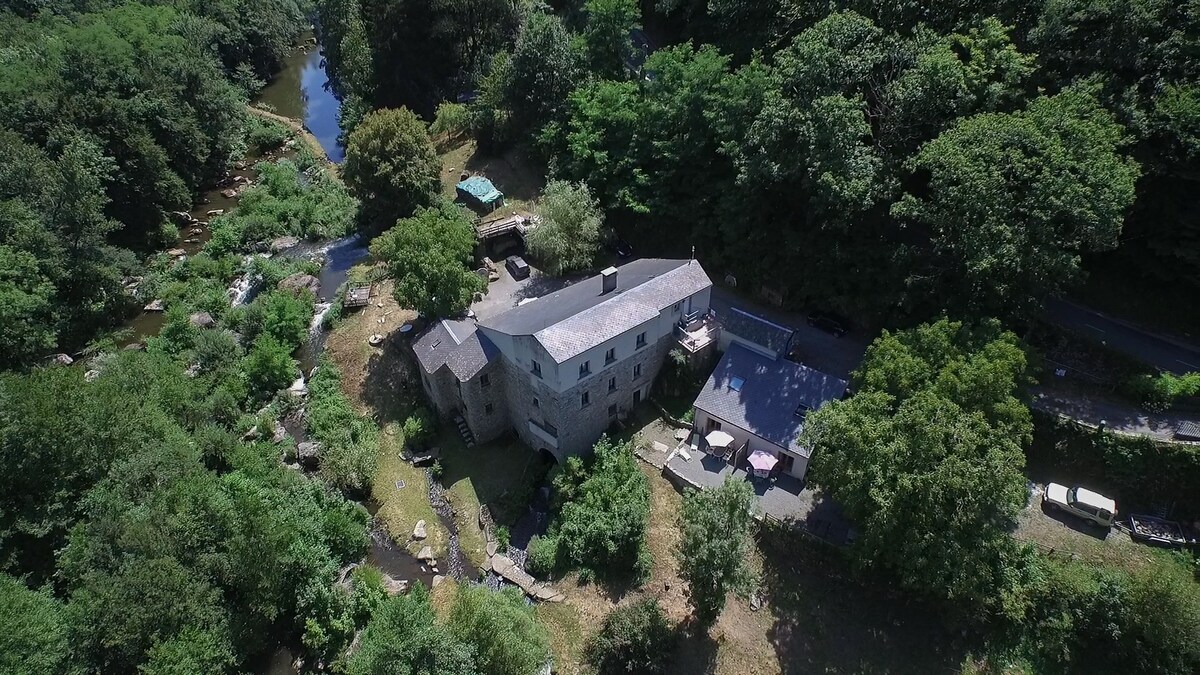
579,360,591,379
794,402,811,417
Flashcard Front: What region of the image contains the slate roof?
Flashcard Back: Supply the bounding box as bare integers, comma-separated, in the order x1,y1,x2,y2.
693,343,848,457
721,307,794,356
479,259,711,363
412,318,498,381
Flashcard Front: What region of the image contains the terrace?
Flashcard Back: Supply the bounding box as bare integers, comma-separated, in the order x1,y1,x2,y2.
674,309,719,354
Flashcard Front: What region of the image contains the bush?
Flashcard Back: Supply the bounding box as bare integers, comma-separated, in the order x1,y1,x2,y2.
308,360,379,494
1124,372,1200,412
526,535,560,576
447,585,551,675
402,408,433,448
243,334,296,400
245,115,290,152
494,525,510,551
586,598,675,675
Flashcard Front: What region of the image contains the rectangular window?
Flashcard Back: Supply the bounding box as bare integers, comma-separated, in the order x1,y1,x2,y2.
579,360,591,379
480,374,490,388
605,347,616,365
636,332,647,349
485,403,494,415
581,391,590,407
608,376,616,392
673,301,681,312
532,397,539,408
531,361,542,378
633,363,642,379
608,404,618,417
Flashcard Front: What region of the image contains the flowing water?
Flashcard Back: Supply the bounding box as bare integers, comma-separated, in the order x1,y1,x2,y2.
256,35,345,163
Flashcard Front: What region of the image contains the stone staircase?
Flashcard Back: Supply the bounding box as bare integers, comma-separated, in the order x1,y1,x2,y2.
454,414,475,448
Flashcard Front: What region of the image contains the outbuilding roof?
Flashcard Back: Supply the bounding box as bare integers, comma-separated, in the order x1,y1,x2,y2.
478,258,711,363
412,318,498,381
693,343,847,457
721,307,794,356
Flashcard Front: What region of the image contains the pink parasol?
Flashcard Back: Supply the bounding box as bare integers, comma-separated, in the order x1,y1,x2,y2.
747,449,779,472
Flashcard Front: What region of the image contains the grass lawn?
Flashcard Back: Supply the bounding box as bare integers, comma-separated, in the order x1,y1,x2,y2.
371,423,448,558
436,137,545,216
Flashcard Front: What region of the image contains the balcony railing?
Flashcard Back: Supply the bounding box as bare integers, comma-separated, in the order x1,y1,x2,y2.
675,312,719,353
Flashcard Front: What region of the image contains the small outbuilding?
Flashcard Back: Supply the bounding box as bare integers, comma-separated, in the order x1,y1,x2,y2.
456,176,504,211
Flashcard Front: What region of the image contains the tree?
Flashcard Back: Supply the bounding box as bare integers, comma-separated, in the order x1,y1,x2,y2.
581,0,640,79
506,11,581,138
676,478,758,629
0,575,71,675
527,180,604,275
803,319,1032,610
448,585,550,675
243,333,297,399
343,108,441,231
430,102,470,139
0,245,57,367
585,597,675,675
546,435,650,580
369,201,485,317
894,87,1140,319
349,583,476,675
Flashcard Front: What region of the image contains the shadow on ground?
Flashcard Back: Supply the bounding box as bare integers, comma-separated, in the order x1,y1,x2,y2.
361,336,421,423
757,529,970,674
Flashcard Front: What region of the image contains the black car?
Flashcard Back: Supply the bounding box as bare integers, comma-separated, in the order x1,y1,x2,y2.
806,310,848,337
505,255,530,280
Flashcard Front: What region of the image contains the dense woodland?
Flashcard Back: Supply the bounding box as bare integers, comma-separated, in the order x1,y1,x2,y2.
1,0,1199,674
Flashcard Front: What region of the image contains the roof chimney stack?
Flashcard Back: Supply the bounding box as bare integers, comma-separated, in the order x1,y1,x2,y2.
601,266,618,294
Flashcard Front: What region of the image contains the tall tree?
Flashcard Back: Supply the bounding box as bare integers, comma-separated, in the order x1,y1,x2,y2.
675,478,758,629
348,583,476,675
369,201,485,317
581,0,640,80
804,319,1032,611
343,107,442,232
894,87,1140,318
527,180,604,275
0,575,71,675
505,11,581,140
448,585,550,675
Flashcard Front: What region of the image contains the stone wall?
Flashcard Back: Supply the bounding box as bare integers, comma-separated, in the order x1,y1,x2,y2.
458,360,510,444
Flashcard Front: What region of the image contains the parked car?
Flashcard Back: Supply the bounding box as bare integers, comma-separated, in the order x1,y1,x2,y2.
505,255,530,280
1043,483,1116,527
806,310,848,337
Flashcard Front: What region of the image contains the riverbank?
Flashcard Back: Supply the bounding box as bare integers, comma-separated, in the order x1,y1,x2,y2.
248,105,339,178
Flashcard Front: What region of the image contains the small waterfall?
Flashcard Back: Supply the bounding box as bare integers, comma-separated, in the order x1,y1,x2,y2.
310,302,332,334
228,255,260,307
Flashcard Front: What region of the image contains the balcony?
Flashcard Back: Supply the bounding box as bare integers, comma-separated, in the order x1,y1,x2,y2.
675,310,719,354
528,418,559,448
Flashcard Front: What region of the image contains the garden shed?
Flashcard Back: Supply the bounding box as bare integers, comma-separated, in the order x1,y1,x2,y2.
456,176,504,211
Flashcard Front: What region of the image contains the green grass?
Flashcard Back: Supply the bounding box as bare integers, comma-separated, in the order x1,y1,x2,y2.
371,423,448,558
436,429,549,567
536,602,586,674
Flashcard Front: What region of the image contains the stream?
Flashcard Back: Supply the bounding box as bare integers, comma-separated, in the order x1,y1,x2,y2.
106,33,463,675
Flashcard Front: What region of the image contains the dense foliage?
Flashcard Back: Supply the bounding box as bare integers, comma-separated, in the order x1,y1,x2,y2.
348,583,476,675
342,107,441,231
585,597,675,675
369,200,485,317
538,436,652,582
447,584,551,675
527,179,605,275
308,358,379,494
805,319,1033,612
675,477,758,629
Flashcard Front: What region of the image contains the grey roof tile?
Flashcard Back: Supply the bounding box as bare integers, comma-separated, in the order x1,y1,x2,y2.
480,259,711,362
412,319,498,381
720,307,794,356
693,343,847,456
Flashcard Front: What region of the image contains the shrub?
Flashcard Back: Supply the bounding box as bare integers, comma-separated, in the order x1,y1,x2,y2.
585,598,675,675
494,525,510,551
1124,372,1200,412
447,585,550,675
243,334,296,400
308,360,378,494
402,408,433,448
429,460,444,480
526,535,560,577
245,115,290,152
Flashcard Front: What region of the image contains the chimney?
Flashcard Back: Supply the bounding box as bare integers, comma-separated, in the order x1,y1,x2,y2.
601,266,618,294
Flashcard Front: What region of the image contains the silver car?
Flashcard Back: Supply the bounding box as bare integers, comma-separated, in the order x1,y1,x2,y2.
1043,483,1116,528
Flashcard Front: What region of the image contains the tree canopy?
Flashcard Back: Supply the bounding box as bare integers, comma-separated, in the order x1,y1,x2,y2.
343,107,442,231
527,180,605,275
675,478,758,629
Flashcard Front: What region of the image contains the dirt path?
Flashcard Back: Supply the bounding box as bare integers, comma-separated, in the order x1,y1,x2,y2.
247,105,339,179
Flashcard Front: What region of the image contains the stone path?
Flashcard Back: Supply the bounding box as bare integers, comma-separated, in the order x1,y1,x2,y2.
488,554,565,603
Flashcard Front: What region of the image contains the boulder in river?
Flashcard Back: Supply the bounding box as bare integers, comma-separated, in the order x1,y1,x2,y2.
278,272,320,296
417,545,434,561
188,311,215,328
297,441,321,467
270,235,300,252
84,369,101,382
50,353,73,366
206,208,224,217
143,299,165,312
221,188,239,199
271,421,287,444
412,520,427,540
168,210,196,225
433,574,446,588
167,248,187,258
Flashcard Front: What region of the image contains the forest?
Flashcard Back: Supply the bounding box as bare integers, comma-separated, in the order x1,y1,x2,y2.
1,0,1199,674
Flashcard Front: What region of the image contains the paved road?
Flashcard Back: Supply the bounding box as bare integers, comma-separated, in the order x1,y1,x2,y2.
709,286,869,380
1045,298,1200,375
1032,385,1200,442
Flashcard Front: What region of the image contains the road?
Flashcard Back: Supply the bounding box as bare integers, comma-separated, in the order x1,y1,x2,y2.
1044,298,1200,375
708,286,869,380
